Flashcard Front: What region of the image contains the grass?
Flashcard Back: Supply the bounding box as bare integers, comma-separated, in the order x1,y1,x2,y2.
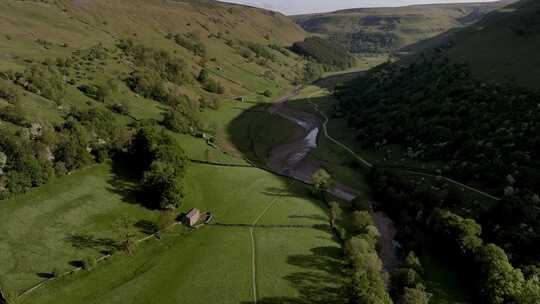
0,162,159,294
19,161,342,304
2,84,346,303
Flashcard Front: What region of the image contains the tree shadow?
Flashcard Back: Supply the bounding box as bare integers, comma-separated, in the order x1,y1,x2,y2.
36,272,55,279
105,153,142,205
134,219,158,235
69,260,85,268
106,153,163,210
240,245,348,304
260,186,297,198
65,233,119,252
289,214,327,221
228,86,355,304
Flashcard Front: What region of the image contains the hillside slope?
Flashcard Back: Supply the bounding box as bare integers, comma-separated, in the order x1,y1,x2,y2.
336,0,540,268
292,1,514,55
446,0,540,88
0,0,308,199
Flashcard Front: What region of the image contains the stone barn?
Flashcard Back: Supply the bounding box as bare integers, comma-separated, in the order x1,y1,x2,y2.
183,208,201,227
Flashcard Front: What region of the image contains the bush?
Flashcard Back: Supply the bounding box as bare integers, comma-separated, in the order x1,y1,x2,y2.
126,70,168,101
0,81,19,102
202,78,225,94
172,33,207,57
162,104,201,134
262,89,272,97
17,66,66,102
51,267,62,278
82,256,97,270
119,39,192,86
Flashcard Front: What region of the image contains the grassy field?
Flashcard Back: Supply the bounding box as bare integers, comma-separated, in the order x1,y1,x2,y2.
0,162,160,294
0,85,345,303
19,161,341,304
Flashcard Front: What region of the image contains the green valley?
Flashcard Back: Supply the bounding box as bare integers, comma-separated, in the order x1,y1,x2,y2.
1,0,540,303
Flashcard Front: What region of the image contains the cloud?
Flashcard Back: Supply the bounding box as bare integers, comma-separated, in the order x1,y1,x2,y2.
218,0,500,15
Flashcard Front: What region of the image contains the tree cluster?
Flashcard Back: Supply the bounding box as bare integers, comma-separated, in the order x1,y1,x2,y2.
291,36,355,70
392,252,431,304
119,39,193,86
0,107,125,200
128,126,188,210
368,168,540,303
169,33,207,57
344,211,393,304
338,54,540,265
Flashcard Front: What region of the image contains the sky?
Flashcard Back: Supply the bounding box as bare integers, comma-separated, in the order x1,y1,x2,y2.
218,0,500,15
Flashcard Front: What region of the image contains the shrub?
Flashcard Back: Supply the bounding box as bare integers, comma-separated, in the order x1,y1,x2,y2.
126,70,168,101
202,78,225,94
172,33,207,57
0,81,19,102
51,267,62,278
82,256,97,270
18,66,66,102
162,101,201,134
262,89,272,97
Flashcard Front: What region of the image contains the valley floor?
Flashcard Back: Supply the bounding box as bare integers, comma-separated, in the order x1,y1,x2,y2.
0,97,346,304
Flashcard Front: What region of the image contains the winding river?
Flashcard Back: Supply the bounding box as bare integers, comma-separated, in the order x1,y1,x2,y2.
266,91,401,274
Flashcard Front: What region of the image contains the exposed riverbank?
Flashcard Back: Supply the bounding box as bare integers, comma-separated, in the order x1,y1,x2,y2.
265,88,400,274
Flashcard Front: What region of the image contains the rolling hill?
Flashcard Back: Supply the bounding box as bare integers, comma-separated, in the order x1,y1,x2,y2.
292,1,515,55
445,0,540,88
0,0,310,198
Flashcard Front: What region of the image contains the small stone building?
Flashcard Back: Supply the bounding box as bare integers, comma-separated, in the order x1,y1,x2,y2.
183,208,201,227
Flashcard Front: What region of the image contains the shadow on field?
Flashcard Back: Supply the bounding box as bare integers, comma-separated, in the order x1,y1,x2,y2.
106,155,141,206
289,214,327,221
228,91,350,304
65,233,119,254
241,245,347,304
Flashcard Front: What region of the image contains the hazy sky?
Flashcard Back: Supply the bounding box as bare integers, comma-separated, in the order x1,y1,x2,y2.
219,0,500,15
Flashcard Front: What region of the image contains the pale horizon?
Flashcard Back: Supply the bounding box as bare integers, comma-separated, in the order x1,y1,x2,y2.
218,0,501,15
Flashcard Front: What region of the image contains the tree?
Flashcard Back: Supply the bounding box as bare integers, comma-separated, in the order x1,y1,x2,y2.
312,168,334,199
477,243,525,304
351,197,371,211
0,151,6,175
404,252,423,275
114,216,136,255
329,201,339,228
400,286,431,304
197,69,209,83
351,211,374,235
141,161,184,209
263,89,272,97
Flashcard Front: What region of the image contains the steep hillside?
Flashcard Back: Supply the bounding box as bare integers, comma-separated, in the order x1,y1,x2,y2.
0,0,309,197
446,0,540,89
336,0,540,271
292,1,514,55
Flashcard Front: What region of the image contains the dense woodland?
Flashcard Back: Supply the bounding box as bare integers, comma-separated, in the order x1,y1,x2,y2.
335,50,540,302
291,36,356,71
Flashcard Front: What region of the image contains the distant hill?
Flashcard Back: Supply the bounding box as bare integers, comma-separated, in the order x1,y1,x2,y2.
292,1,515,55
444,0,540,89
